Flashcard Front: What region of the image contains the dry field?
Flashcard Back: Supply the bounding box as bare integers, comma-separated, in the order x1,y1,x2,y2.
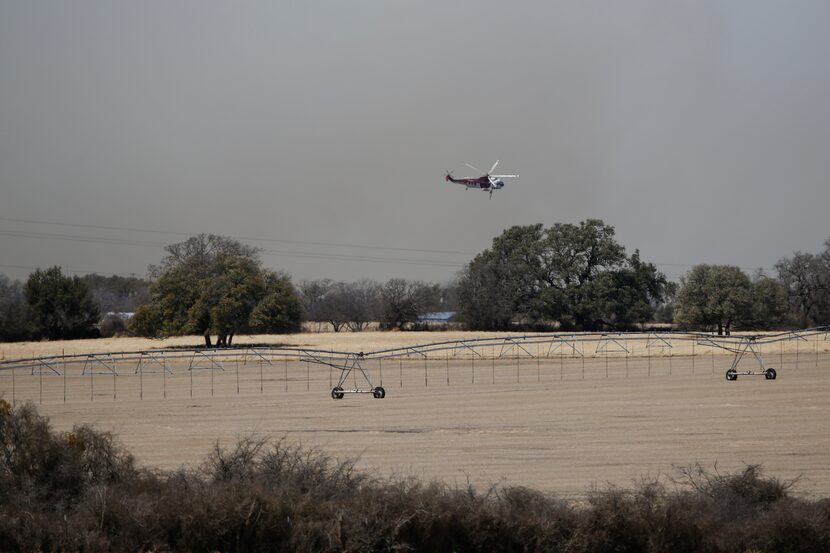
2,332,830,499
2,329,826,360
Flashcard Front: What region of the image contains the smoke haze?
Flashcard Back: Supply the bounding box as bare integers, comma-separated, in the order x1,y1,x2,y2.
1,1,828,283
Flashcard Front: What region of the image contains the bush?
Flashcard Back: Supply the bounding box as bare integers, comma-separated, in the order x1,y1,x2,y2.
1,403,829,552
24,266,100,340
98,314,129,338
128,303,165,338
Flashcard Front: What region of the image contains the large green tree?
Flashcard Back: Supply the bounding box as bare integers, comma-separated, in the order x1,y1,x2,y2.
675,265,791,333
457,220,667,330
457,254,517,330
534,220,629,328
674,265,752,334
24,267,100,340
580,251,668,329
457,225,543,330
186,254,265,345
130,235,302,345
747,275,789,329
248,272,303,334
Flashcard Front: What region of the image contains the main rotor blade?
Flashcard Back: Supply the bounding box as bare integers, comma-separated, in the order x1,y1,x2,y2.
488,160,499,174
465,163,484,174
490,174,519,178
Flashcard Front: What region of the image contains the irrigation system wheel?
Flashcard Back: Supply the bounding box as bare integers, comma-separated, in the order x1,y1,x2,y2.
331,386,345,399
765,368,777,380
725,368,738,381
372,386,386,399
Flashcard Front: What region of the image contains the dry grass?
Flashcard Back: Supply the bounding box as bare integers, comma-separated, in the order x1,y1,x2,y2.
2,400,829,551
3,348,830,500
2,329,828,361
4,332,829,502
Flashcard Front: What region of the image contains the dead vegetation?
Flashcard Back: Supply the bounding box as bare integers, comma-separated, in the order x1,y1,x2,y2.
3,329,826,362
2,400,829,552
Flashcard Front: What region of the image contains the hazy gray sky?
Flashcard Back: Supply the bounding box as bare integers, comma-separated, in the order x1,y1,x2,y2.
1,1,828,284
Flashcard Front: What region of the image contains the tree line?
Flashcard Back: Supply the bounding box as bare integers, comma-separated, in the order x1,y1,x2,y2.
455,220,830,334
456,220,670,330
0,269,149,342
299,278,447,332
662,242,830,334
1,224,828,342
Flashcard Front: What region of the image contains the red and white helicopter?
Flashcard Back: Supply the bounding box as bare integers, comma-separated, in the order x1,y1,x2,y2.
445,160,519,198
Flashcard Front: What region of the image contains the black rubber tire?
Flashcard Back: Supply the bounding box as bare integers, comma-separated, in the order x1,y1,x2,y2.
331,386,344,400
725,369,738,381
765,368,777,380
372,386,386,399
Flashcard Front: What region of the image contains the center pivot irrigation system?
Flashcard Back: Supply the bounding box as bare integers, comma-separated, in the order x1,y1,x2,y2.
1,327,828,399
298,350,386,399
695,335,780,381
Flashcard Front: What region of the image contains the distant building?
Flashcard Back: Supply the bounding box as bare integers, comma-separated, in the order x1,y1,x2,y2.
417,311,456,323
105,312,134,321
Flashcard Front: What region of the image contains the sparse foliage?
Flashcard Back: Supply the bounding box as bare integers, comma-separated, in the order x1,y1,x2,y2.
299,279,336,329
0,276,33,341
80,273,150,313
775,239,830,327
299,279,381,332
343,279,381,331
654,281,679,324
379,278,439,329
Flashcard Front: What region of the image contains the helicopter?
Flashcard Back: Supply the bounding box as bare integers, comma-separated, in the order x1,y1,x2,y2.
445,160,519,198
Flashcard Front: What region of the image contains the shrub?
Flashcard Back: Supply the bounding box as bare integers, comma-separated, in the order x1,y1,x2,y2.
98,314,128,337
2,404,830,552
24,266,100,340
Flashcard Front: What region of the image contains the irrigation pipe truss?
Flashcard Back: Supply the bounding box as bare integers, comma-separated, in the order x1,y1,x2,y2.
1,327,828,397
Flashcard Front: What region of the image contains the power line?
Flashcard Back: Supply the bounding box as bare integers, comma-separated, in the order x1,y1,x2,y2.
0,263,123,277
0,215,474,256
0,229,166,248
0,216,777,276
0,230,465,270
260,249,463,268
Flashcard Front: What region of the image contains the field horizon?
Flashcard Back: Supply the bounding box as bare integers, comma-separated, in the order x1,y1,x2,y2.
2,329,826,361
2,331,828,500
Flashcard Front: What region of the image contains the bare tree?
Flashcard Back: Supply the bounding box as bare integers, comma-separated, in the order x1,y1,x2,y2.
775,243,830,327
0,275,33,341
299,279,382,332
149,234,260,278
299,279,334,331
342,280,380,331
379,279,440,330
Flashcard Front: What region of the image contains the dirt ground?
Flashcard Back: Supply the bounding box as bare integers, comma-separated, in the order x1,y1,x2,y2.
2,339,829,499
